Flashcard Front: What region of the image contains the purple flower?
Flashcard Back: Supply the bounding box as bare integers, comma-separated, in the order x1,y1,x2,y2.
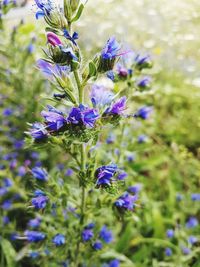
2,108,13,116
0,187,7,196
65,168,74,177
18,166,26,177
186,217,198,228
28,218,41,228
116,171,127,181
95,164,118,186
47,32,62,47
109,259,120,267
29,122,48,140
82,229,94,242
3,178,12,187
34,189,46,197
2,200,12,210
90,85,114,108
67,105,99,128
165,248,172,256
116,64,129,78
14,140,24,150
166,229,174,238
128,184,142,194
93,240,103,250
188,236,198,245
32,195,48,209
107,97,126,115
135,54,152,70
99,225,113,244
2,216,10,225
127,154,135,162
115,192,138,211
138,134,148,143
102,37,121,60
41,106,66,132
191,193,200,201
106,134,115,144
137,76,151,88
37,59,70,78
52,234,65,246
31,167,48,181
134,106,153,120
182,247,190,255
24,230,46,242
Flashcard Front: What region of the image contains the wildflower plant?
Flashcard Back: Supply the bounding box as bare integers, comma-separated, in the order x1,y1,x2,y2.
18,0,155,265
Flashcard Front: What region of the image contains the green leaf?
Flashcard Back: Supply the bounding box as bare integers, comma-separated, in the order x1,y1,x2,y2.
0,238,18,267
115,222,133,253
71,4,84,22
89,61,97,77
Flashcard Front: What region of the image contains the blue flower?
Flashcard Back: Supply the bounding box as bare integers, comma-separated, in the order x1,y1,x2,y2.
34,189,46,197
188,236,198,245
41,106,66,132
2,216,10,225
166,229,174,238
32,195,48,209
67,105,99,128
186,217,198,228
134,106,153,120
65,168,74,177
28,218,41,228
165,248,172,256
3,178,12,187
115,192,138,211
101,37,121,60
82,229,94,242
90,85,114,108
107,71,115,81
31,167,48,181
95,164,118,186
34,0,54,18
18,166,26,177
109,259,120,267
93,240,103,250
24,230,46,242
99,225,113,244
137,134,148,143
2,200,12,210
29,122,48,140
2,108,13,116
135,54,152,70
182,247,190,255
106,134,115,144
116,171,127,181
191,193,200,201
63,29,79,46
52,234,66,246
37,59,70,78
106,97,126,115
128,184,142,195
137,76,151,88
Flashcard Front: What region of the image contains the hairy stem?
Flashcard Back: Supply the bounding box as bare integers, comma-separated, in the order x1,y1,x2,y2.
74,70,83,104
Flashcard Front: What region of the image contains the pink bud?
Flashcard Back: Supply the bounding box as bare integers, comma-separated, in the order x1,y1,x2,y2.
47,32,62,47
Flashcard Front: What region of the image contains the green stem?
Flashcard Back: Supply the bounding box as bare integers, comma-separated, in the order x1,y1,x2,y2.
74,70,83,104
80,143,86,224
